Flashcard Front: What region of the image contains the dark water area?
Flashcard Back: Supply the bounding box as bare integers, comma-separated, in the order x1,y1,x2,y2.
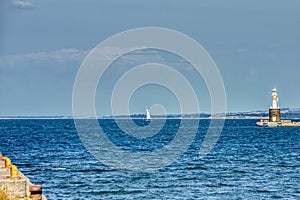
0,119,299,199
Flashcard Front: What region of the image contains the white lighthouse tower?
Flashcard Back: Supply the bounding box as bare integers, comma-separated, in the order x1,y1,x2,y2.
269,88,280,122
270,88,279,109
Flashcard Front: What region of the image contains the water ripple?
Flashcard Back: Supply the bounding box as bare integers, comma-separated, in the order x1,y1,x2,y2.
0,119,299,199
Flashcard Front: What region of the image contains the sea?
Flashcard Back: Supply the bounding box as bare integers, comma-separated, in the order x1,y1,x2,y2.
0,118,299,200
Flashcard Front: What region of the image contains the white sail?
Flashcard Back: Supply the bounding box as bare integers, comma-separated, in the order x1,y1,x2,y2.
146,107,151,121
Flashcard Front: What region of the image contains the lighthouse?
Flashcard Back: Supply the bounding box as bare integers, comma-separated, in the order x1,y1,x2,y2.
269,88,281,122
256,88,300,127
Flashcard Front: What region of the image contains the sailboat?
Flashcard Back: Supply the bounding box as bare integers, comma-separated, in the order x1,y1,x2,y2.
145,107,151,121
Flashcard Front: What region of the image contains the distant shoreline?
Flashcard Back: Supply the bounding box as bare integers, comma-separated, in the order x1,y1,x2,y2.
1,108,300,120
0,116,252,120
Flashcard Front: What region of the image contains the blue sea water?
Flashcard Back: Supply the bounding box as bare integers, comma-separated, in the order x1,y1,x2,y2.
0,119,299,199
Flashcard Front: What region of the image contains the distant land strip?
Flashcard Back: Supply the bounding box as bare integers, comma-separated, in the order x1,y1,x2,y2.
1,108,300,120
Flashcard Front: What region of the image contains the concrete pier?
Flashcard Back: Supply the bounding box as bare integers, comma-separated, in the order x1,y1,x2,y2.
0,154,47,200
256,119,300,127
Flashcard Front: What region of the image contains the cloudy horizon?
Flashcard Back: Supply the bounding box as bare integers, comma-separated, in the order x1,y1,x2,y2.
1,0,300,116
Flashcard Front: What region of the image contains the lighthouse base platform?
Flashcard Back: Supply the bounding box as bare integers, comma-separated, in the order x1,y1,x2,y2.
256,120,300,127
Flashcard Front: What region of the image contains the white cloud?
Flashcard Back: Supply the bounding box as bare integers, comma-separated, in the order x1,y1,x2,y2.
10,0,34,9
91,46,191,69
0,48,89,68
0,47,193,74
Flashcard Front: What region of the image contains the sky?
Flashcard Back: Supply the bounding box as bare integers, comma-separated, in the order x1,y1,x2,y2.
0,0,300,116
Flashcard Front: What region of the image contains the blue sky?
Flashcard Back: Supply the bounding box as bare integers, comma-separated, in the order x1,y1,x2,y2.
1,0,300,116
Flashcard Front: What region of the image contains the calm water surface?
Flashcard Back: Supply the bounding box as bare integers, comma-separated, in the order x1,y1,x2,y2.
0,119,299,199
